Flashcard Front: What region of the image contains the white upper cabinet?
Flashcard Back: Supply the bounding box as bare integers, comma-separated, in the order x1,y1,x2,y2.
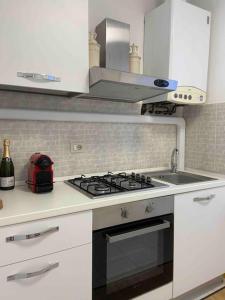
0,0,89,95
173,187,225,298
144,0,211,92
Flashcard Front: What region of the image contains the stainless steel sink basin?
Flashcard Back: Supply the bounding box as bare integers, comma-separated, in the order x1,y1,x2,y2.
142,171,216,185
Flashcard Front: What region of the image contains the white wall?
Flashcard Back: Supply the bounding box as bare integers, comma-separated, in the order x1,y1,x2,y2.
89,0,162,73
189,0,225,104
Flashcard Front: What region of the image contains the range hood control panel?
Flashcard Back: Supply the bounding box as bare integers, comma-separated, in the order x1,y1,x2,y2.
154,79,169,88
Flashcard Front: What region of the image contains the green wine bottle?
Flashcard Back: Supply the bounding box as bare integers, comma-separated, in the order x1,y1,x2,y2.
0,139,15,190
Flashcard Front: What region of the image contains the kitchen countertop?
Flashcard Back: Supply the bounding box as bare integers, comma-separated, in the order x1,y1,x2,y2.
0,168,225,227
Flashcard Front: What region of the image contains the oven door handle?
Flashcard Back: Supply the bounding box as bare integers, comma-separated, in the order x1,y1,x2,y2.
106,220,170,244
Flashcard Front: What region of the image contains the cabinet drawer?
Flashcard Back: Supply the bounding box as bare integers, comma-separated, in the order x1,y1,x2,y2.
0,244,92,300
0,211,92,266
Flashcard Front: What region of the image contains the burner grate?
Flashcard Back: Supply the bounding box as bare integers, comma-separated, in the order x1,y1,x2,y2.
67,171,157,198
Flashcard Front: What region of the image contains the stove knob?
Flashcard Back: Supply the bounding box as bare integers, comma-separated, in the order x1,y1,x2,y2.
145,204,153,214
136,174,141,181
147,176,152,184
141,175,146,182
121,208,128,219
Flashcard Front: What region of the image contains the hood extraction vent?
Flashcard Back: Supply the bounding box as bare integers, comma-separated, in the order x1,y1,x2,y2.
77,67,177,103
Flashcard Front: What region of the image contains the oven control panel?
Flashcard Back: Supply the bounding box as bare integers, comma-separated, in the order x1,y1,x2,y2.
168,86,206,105
93,195,174,230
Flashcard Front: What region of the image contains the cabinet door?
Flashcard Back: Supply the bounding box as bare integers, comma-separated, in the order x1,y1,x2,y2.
0,0,88,94
0,244,92,300
173,187,225,298
170,0,211,91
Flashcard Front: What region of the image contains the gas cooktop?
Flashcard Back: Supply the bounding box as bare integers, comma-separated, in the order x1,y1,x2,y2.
66,172,168,198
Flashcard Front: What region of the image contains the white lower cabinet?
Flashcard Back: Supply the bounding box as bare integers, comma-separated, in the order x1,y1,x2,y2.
173,187,225,298
0,244,92,300
0,211,92,267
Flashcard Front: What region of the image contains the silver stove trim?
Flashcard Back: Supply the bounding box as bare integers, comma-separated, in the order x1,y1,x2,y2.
93,195,174,230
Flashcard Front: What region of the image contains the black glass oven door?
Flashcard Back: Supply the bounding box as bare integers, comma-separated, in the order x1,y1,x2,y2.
93,214,173,300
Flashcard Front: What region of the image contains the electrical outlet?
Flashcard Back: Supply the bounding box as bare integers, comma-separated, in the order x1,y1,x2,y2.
70,143,83,153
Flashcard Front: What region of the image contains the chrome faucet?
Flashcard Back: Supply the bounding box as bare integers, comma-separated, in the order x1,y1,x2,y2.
171,148,179,173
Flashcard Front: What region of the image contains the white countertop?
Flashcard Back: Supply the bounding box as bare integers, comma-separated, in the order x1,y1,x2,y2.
0,168,225,227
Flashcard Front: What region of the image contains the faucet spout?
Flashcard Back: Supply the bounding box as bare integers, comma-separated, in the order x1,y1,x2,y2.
171,148,179,173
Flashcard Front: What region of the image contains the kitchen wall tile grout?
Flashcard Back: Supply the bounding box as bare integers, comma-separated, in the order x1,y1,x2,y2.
184,103,225,174
0,120,176,181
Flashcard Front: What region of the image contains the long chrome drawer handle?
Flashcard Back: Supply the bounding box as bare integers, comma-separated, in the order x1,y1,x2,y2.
106,220,170,244
17,72,61,82
6,226,59,243
193,194,216,202
7,262,59,282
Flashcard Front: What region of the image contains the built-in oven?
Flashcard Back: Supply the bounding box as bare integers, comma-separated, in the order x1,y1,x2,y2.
93,196,174,300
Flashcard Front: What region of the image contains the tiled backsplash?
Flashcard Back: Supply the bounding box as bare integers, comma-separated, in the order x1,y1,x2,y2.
184,103,225,174
0,91,141,115
4,91,225,179
0,120,176,181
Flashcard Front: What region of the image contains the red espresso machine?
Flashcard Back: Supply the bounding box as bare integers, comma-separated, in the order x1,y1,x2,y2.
28,153,54,193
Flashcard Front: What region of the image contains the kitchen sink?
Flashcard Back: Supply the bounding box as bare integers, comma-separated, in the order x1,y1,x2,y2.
142,171,216,185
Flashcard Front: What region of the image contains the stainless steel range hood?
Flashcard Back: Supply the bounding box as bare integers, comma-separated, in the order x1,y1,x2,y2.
77,18,177,103
77,67,178,103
